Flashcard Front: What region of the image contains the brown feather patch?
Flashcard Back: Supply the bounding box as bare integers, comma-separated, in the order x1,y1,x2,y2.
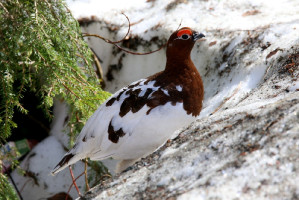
108,120,126,143
108,65,203,118
54,153,74,169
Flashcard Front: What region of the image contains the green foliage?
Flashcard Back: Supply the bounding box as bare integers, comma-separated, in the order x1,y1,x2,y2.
0,0,111,198
0,169,18,200
0,0,111,143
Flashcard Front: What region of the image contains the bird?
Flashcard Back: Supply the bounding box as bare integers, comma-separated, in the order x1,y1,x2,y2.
52,27,205,176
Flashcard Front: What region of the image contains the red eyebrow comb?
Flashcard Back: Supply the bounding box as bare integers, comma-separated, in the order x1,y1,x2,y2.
177,29,192,37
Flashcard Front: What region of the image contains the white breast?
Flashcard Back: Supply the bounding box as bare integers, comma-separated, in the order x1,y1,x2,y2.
106,102,195,160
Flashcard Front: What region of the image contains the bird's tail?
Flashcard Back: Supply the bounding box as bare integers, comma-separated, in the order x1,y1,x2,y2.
51,152,80,175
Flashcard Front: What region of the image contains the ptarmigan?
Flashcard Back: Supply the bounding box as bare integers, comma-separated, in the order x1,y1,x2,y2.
52,27,205,175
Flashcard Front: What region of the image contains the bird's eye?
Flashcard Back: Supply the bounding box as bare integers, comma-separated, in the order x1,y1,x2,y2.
176,29,192,41
181,34,190,40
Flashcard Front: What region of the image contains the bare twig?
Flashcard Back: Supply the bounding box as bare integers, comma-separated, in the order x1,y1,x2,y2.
112,43,166,55
67,166,82,199
34,0,38,25
130,18,144,26
83,13,130,44
17,64,26,100
70,67,93,87
90,48,105,88
263,64,273,81
83,13,167,56
6,172,23,200
66,170,85,200
47,84,54,97
0,2,9,15
19,179,31,194
176,19,182,31
112,13,131,44
84,159,90,191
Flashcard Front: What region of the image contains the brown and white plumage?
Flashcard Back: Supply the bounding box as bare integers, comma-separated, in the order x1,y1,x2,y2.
52,27,205,175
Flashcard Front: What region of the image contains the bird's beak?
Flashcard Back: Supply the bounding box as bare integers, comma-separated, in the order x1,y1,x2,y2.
193,32,205,41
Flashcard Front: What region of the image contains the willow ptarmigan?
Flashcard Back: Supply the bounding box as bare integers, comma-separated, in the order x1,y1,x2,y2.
52,27,205,174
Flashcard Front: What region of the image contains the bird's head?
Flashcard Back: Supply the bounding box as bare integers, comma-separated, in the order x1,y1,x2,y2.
166,27,205,60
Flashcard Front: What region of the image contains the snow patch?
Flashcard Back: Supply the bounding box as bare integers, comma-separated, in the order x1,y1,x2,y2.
176,85,183,92
160,147,178,159
11,136,86,199
288,81,299,92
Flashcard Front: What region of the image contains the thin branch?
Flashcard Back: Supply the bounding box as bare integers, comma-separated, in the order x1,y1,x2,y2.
84,159,90,191
90,48,106,89
0,2,9,15
53,73,81,99
66,170,85,200
70,67,93,87
84,32,167,55
114,43,166,55
83,33,118,44
20,179,31,193
34,0,38,25
17,64,26,100
71,74,87,86
75,53,91,72
176,19,182,31
263,64,274,81
83,14,167,56
83,13,130,44
130,18,144,26
110,13,131,44
47,83,54,97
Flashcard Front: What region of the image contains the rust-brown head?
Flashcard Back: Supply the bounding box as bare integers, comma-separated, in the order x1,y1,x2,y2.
166,27,205,61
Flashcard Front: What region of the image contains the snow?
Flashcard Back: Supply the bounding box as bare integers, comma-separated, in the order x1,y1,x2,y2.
159,147,178,159
288,81,299,91
63,0,299,199
219,62,228,71
66,0,148,20
176,85,182,92
11,136,86,199
10,0,299,199
49,99,70,147
67,0,299,36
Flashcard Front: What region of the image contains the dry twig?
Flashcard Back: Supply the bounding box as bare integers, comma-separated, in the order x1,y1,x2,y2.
84,159,90,191
83,13,167,55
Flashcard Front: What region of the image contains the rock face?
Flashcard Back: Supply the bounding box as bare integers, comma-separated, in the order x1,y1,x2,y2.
81,34,299,198
83,93,298,200
68,0,299,199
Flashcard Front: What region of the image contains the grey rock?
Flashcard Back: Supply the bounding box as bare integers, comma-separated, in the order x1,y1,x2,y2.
80,23,299,200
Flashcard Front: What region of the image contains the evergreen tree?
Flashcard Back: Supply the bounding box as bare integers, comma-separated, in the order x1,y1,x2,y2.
0,0,110,198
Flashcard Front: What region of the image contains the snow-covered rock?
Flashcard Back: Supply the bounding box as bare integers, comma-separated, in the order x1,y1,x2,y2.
11,100,116,200
11,136,86,199
63,0,299,199
50,99,70,148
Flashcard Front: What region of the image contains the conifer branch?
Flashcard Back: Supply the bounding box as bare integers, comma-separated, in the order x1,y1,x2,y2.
53,73,81,99
0,1,112,198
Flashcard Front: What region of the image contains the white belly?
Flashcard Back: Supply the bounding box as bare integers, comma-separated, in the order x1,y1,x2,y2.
101,102,196,160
